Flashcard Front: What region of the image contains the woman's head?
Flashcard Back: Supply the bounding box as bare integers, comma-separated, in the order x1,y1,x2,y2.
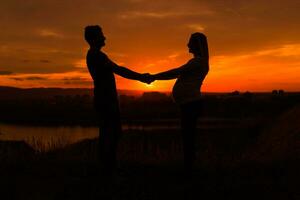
188,32,209,58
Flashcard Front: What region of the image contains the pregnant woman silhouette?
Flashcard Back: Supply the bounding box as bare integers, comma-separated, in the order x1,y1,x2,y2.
151,33,209,174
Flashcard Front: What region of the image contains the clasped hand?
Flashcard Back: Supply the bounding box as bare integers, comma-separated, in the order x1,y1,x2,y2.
140,73,155,84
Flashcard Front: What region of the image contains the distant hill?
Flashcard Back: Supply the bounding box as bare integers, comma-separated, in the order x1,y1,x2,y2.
0,86,145,100
246,104,300,162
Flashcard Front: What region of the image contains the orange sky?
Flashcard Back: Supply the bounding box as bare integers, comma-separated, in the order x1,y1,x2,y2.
0,0,300,92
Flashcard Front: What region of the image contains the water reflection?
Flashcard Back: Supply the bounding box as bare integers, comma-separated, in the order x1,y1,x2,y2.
0,123,99,150
0,119,243,150
0,123,179,150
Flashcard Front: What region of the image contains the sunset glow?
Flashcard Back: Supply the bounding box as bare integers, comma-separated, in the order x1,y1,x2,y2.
0,0,299,92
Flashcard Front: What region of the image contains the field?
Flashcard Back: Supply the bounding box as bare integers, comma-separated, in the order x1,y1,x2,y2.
0,88,300,199
1,114,299,200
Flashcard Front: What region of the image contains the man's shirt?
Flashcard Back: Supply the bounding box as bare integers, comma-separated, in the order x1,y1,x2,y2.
86,49,119,112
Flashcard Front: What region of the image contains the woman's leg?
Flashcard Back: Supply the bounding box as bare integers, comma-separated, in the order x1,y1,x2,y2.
180,100,202,173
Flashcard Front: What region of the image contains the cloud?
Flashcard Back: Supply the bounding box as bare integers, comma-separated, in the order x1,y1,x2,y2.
255,44,300,57
37,29,64,38
62,77,92,86
40,59,51,63
64,80,92,85
21,59,51,63
10,77,24,81
186,24,205,32
120,11,213,19
10,76,48,81
26,76,48,80
63,77,88,81
73,59,86,69
0,63,78,74
212,43,300,64
0,71,13,75
168,53,181,59
209,43,300,85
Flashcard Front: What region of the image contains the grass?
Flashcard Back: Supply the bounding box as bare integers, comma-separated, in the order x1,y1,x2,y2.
0,111,299,200
26,135,72,153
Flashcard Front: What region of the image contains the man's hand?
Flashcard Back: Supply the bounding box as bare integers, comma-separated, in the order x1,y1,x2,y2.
140,73,155,84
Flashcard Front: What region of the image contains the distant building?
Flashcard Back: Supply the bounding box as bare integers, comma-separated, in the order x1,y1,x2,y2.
243,91,253,98
141,92,169,101
278,89,285,96
231,90,240,96
272,90,278,95
272,89,285,96
119,94,136,103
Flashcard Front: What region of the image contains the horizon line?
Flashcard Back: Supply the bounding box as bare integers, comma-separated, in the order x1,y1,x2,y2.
1,85,300,94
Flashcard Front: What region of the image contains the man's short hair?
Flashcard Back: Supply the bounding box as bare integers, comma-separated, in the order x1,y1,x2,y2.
84,25,102,45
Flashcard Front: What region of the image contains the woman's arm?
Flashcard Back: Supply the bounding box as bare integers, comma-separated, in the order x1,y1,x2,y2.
152,62,191,80
152,68,181,80
153,57,208,80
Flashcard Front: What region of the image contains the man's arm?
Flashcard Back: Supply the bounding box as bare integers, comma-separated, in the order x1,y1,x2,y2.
109,60,152,84
113,65,143,80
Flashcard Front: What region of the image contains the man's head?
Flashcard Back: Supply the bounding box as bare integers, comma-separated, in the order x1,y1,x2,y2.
84,25,106,48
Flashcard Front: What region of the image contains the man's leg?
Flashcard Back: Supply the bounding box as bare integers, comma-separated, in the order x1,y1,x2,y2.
98,111,121,175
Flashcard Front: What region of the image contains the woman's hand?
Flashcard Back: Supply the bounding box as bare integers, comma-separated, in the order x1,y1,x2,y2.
140,73,155,84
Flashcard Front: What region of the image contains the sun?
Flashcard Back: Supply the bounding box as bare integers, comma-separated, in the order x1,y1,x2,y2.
146,83,154,88
144,83,155,90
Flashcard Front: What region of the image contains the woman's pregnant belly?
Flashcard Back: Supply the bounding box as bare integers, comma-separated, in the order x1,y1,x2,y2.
172,79,202,104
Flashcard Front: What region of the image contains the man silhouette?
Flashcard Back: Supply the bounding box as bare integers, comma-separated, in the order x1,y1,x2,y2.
84,25,151,175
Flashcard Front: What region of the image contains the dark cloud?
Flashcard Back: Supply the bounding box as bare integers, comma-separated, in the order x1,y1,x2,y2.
64,80,92,85
21,59,51,63
26,76,48,80
10,77,24,81
62,76,91,85
0,60,77,74
10,76,48,81
0,71,13,75
40,59,51,63
63,77,88,81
